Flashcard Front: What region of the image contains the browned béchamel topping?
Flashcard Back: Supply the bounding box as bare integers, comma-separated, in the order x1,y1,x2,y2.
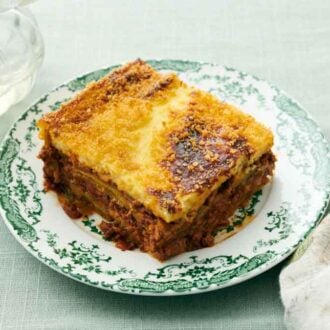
38,59,274,222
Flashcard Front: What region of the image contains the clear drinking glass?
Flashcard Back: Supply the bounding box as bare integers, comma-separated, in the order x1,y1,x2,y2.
0,2,44,115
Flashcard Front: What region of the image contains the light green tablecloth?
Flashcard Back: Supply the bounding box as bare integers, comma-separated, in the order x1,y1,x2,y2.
1,0,329,328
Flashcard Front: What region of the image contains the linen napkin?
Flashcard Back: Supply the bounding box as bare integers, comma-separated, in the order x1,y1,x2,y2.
280,214,330,330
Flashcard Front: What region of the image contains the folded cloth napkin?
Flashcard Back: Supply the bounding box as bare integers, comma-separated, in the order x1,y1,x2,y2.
280,214,330,330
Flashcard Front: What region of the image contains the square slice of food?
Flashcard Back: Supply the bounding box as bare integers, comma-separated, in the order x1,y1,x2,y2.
38,59,275,261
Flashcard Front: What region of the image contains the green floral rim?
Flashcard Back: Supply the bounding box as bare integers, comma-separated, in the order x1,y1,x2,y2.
0,59,329,296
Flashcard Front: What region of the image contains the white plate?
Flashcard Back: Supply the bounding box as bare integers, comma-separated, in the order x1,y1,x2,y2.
0,60,329,296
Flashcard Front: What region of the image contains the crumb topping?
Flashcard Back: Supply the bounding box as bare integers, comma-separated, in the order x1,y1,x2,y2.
38,59,273,222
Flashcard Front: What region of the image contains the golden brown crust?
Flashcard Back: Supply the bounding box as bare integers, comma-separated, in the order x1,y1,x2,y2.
38,59,274,222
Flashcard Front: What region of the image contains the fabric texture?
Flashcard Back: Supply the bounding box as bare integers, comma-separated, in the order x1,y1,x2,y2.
280,215,330,330
0,0,329,329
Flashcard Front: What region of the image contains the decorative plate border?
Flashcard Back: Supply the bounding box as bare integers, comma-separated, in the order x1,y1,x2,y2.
0,60,329,296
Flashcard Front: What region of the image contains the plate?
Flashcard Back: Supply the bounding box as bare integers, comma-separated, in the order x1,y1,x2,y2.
0,60,329,296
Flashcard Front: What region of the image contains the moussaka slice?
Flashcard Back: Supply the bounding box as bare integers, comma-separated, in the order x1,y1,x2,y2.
38,59,275,261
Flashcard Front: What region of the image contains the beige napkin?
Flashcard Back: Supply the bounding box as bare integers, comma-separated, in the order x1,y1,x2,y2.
280,214,330,330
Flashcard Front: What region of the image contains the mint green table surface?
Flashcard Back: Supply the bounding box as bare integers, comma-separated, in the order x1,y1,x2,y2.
1,0,329,329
